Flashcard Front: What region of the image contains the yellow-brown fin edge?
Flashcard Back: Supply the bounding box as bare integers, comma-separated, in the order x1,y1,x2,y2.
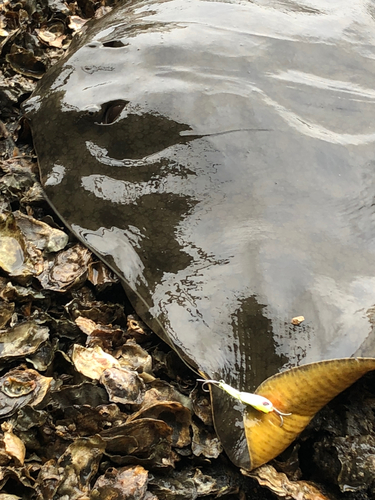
244,357,375,470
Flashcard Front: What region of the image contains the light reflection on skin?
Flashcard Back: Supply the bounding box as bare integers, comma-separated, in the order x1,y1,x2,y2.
45,164,66,186
71,224,147,289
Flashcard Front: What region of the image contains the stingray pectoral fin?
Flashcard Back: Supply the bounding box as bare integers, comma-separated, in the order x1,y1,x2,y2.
244,357,375,470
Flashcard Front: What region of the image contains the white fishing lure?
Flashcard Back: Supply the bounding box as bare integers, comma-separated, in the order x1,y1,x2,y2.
197,378,291,426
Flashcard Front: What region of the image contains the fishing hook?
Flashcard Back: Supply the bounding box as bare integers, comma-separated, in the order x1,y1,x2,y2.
272,407,292,427
197,378,223,392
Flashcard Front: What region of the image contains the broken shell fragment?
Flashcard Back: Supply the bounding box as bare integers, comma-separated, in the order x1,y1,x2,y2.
67,297,125,327
37,243,92,292
129,400,192,448
0,368,52,418
0,303,14,330
35,435,106,499
1,423,25,467
14,211,68,253
118,341,153,375
5,47,46,79
26,339,56,371
0,236,24,275
75,317,98,336
87,261,118,288
291,316,305,325
71,344,120,381
313,434,375,493
49,381,108,410
68,15,88,32
144,380,192,411
0,321,49,363
72,345,147,405
91,465,149,500
149,466,240,498
100,367,145,405
246,464,328,500
1,377,36,398
0,283,45,302
190,386,213,426
191,421,223,459
35,21,66,48
0,212,43,280
75,316,124,350
126,315,151,343
101,418,175,468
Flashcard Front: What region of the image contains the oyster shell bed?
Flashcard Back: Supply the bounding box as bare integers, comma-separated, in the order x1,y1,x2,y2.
1,1,375,499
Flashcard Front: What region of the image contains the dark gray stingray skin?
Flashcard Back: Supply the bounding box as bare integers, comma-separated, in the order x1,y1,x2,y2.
25,0,375,467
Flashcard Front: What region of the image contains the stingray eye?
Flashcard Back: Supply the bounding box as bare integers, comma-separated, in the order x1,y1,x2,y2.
101,100,127,124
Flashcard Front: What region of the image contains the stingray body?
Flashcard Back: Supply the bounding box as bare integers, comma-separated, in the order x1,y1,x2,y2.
25,0,375,469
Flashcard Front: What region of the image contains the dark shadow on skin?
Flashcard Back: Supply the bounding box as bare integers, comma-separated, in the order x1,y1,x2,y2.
210,295,288,469
229,295,288,392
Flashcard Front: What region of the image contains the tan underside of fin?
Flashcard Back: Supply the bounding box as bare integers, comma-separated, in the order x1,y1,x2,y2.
244,357,375,470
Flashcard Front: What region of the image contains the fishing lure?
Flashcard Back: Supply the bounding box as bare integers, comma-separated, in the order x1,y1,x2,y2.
197,378,291,427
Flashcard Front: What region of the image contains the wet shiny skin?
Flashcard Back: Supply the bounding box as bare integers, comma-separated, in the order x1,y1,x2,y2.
25,0,375,467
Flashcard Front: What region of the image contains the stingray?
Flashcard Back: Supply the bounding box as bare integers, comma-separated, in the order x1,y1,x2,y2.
24,0,375,470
